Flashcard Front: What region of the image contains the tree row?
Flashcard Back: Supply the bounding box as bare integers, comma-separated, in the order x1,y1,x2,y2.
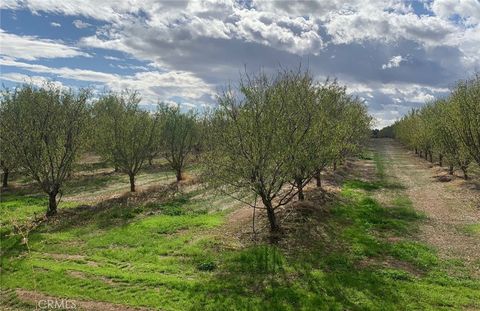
0,68,372,231
393,74,480,179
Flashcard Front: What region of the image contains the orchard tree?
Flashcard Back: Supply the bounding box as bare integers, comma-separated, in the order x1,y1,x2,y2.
0,119,18,189
1,84,90,216
328,92,371,171
204,69,315,232
310,81,346,186
392,80,476,179
275,70,318,201
192,113,210,161
450,75,480,166
394,109,423,157
94,91,158,192
338,97,371,163
430,99,471,178
157,104,197,182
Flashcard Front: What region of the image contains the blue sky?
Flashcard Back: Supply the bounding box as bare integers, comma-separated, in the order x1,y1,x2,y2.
1,0,479,128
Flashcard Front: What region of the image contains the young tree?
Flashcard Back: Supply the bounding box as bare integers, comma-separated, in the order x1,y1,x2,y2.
276,70,318,200
393,90,474,179
0,111,18,188
394,109,423,157
310,81,345,187
428,99,471,179
328,92,371,171
204,69,315,232
338,97,372,162
157,104,197,182
94,92,158,192
450,75,480,166
0,84,90,216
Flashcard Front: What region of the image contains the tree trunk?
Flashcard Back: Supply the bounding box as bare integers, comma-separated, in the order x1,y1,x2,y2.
333,161,337,171
295,177,304,201
449,165,454,175
461,166,468,180
262,197,279,232
315,169,321,188
439,154,443,167
176,169,183,182
2,168,8,188
428,152,433,163
148,156,153,167
129,173,136,192
266,206,279,232
424,151,428,160
419,151,422,158
415,148,418,155
47,191,58,216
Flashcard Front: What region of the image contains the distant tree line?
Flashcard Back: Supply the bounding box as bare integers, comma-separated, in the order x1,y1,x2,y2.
390,74,480,179
0,67,372,232
371,125,394,138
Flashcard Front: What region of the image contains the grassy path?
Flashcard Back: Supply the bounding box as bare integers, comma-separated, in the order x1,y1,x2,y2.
374,139,480,270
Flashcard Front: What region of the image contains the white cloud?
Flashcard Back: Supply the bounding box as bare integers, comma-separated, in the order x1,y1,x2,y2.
116,64,149,71
50,22,61,27
1,0,137,21
431,0,480,25
3,0,480,127
231,9,323,55
0,0,20,10
409,92,436,103
1,58,214,104
0,29,89,60
104,55,122,61
5,0,478,58
324,10,457,46
382,55,404,69
1,72,65,89
73,19,91,29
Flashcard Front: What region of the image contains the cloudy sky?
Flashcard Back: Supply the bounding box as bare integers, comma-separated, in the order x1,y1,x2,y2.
1,0,479,128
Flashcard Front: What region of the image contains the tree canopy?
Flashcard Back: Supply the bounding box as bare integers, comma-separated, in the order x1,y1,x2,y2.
0,84,90,215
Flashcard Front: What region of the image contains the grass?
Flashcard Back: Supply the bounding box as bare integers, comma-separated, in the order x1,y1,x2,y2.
1,151,479,310
1,190,232,310
0,193,79,228
373,150,386,180
191,179,479,310
460,223,480,236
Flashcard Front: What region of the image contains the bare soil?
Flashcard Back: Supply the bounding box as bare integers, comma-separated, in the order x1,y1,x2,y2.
375,139,480,267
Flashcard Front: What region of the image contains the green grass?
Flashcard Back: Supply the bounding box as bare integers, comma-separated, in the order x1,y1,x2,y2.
373,151,386,180
460,223,480,236
0,193,79,228
1,151,479,310
190,180,479,310
0,194,49,225
1,190,232,310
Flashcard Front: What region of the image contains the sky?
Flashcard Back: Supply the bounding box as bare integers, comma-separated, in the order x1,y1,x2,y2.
1,0,479,128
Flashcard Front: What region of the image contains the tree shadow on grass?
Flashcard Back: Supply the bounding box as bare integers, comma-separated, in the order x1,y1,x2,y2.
46,182,186,232
188,181,435,310
63,171,124,195
0,181,191,259
344,179,405,191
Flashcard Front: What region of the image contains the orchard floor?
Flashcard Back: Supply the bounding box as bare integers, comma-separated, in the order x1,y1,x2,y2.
1,139,479,310
377,139,480,269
